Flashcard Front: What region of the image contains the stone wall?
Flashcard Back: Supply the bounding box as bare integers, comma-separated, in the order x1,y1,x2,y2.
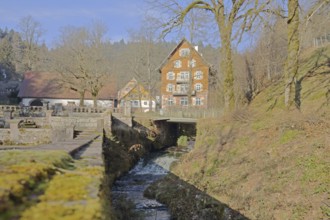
0,127,52,145
21,98,114,108
16,128,52,145
0,110,110,145
0,129,10,144
111,115,184,150
50,116,105,131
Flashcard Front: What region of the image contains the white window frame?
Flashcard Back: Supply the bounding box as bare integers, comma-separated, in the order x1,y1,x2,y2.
168,97,174,106
167,84,174,92
174,60,182,68
180,97,188,106
131,100,139,107
188,59,196,68
195,83,203,92
195,71,203,80
178,84,188,93
195,97,201,106
179,71,190,80
179,48,190,57
167,72,175,80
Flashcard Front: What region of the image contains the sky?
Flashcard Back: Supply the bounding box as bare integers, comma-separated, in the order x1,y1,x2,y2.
0,0,147,47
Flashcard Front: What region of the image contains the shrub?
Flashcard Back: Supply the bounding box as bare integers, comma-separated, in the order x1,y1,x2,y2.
177,135,188,147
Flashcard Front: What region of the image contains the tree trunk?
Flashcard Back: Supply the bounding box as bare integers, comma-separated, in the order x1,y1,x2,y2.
148,84,153,112
79,90,85,107
137,85,143,113
93,95,97,108
220,25,235,111
285,0,300,108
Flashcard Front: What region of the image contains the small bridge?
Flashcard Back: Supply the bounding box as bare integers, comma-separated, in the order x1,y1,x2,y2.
152,117,197,124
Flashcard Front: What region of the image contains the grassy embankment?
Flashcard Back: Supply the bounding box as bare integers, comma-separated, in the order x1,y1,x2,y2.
163,46,330,219
0,150,105,220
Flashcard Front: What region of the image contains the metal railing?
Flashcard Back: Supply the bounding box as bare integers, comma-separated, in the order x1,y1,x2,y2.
160,107,223,119
176,78,190,83
172,90,196,96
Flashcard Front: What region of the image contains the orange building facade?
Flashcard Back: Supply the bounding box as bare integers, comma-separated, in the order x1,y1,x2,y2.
159,39,210,109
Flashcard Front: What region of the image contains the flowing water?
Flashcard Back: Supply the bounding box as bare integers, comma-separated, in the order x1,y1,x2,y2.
111,142,248,220
112,151,178,219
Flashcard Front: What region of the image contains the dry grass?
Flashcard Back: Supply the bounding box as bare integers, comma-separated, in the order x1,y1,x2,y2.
171,46,330,219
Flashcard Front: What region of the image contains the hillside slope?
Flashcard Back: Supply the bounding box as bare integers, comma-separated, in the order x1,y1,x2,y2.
171,46,330,219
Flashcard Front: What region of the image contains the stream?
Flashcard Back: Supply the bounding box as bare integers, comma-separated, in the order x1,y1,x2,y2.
112,149,182,219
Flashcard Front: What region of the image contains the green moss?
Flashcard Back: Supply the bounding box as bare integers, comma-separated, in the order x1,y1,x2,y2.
0,150,75,218
0,150,73,167
20,164,104,220
279,129,301,144
20,199,102,220
177,135,188,147
40,173,93,201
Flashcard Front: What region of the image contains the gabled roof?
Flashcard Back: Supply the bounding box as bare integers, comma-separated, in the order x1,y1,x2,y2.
18,71,117,100
158,38,211,72
117,78,152,101
117,78,138,100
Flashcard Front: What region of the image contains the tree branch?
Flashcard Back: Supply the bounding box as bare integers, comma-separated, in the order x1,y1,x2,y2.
162,1,214,37
305,0,330,24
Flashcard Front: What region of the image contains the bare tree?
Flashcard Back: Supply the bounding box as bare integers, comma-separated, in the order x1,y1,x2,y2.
148,0,271,110
0,33,15,78
240,17,287,102
52,22,110,107
18,15,43,71
85,22,110,107
128,24,172,112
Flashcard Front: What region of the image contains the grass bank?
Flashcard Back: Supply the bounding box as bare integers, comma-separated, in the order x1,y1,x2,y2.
156,46,330,219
